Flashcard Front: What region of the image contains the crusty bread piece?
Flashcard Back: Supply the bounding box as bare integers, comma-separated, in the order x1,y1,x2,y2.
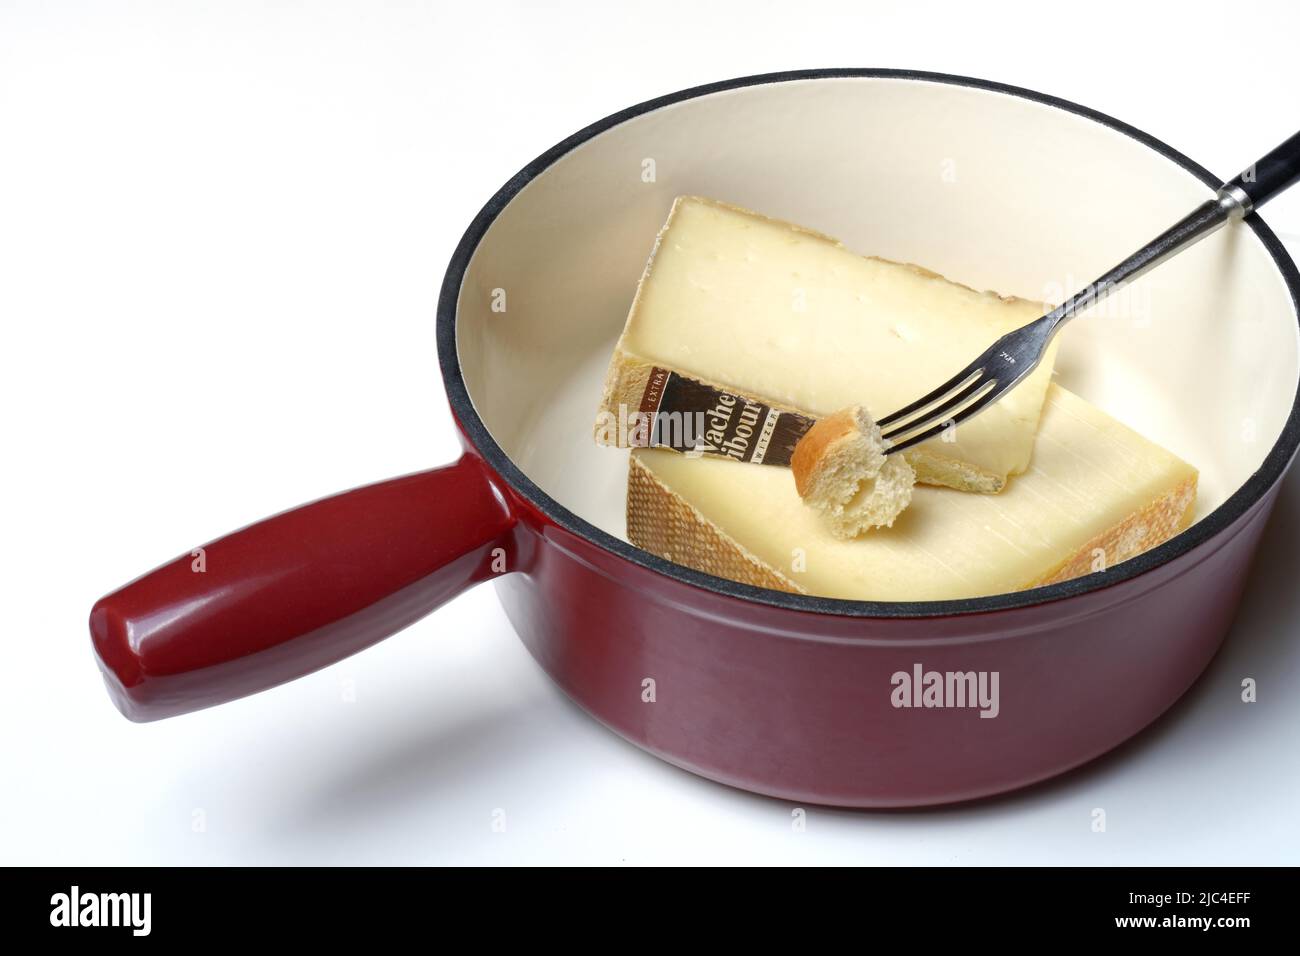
627,384,1198,601
597,196,1058,494
791,406,915,537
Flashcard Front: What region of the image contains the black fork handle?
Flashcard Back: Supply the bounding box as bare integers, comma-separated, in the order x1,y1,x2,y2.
1224,129,1300,212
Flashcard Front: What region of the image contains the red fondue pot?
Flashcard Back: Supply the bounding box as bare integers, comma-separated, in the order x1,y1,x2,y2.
90,71,1300,806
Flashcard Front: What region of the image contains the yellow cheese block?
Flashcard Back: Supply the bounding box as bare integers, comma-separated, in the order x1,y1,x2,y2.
628,385,1197,601
599,196,1058,493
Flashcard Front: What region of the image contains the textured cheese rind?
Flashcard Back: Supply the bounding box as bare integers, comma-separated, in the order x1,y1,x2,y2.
597,195,1058,494
627,457,805,594
627,384,1198,602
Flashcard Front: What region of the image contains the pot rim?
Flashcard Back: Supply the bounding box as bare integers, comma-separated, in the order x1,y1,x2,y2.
436,68,1300,620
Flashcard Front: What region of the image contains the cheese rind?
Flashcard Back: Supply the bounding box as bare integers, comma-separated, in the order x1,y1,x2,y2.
599,196,1058,493
628,385,1197,602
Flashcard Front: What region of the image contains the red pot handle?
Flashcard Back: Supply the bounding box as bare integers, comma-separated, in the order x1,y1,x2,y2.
89,454,518,721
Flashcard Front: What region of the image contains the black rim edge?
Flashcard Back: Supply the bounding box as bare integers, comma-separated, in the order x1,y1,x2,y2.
436,68,1300,621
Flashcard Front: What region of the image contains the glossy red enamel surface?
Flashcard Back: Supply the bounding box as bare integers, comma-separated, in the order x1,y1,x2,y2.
88,422,1282,802
494,455,1278,806
90,456,517,721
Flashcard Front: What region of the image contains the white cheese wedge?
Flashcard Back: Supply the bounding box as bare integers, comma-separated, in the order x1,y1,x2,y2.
599,196,1059,493
628,384,1197,601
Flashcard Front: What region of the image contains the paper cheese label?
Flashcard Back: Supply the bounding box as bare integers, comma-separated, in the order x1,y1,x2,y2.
636,367,814,466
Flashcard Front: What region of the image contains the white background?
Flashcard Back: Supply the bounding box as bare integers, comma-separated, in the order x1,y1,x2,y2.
2,0,1298,865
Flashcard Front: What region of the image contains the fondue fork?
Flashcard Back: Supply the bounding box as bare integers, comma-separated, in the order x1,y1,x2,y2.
879,130,1300,454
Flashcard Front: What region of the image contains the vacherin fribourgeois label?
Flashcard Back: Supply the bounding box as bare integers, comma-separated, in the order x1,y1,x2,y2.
635,366,814,466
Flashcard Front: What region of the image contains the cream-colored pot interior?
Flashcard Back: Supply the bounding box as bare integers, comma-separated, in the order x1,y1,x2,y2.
455,75,1300,571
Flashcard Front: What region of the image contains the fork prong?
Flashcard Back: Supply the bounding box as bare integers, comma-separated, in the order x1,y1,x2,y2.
876,359,987,430
877,316,1058,454
880,372,994,442
882,379,1006,455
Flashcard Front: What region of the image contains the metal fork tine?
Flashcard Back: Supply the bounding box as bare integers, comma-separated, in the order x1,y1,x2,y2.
883,379,1006,455
879,371,995,442
873,163,1274,457
876,359,987,429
